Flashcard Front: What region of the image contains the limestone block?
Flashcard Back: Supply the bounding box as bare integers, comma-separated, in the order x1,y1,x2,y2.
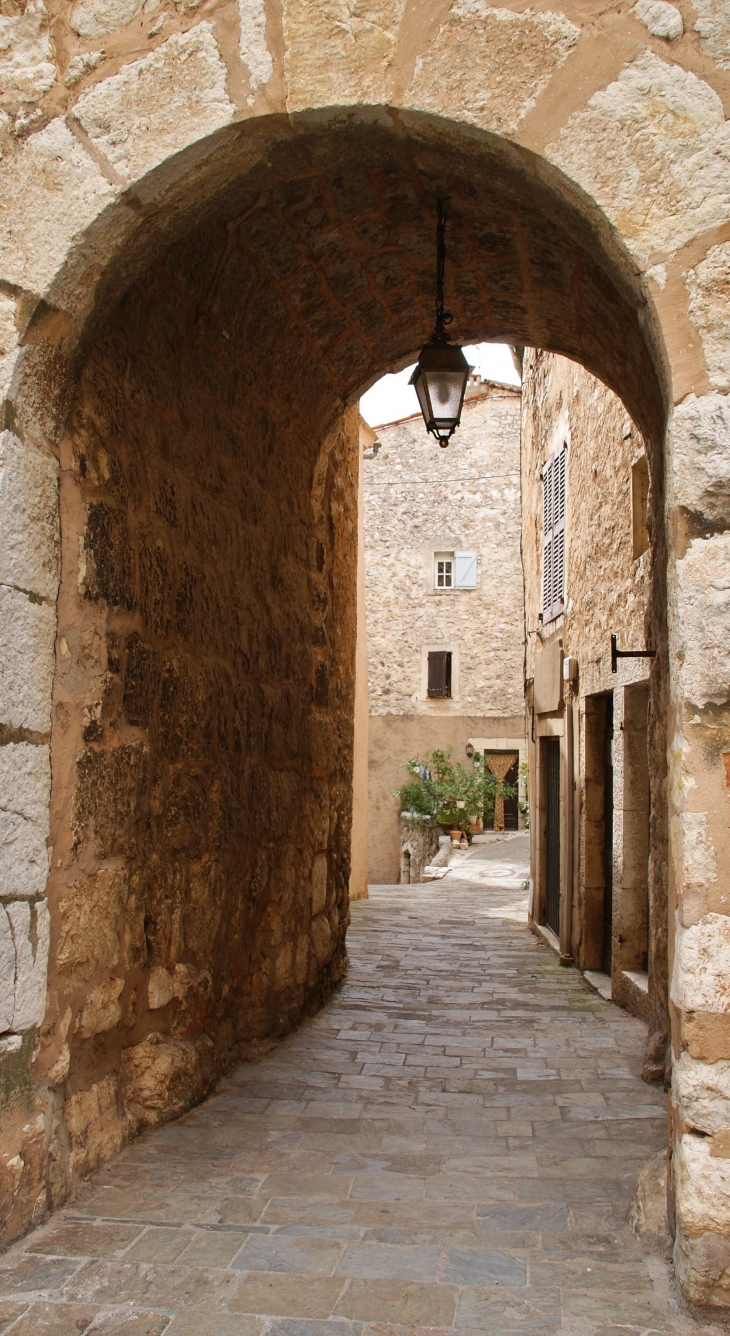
283,0,406,108
74,27,235,184
675,534,730,707
7,898,49,1030
674,1131,730,1234
57,868,126,988
672,394,730,522
632,0,683,39
64,50,105,87
0,119,116,295
0,432,59,600
240,0,272,101
674,1051,730,1134
0,0,56,101
681,811,718,913
0,903,14,1030
0,587,55,733
122,1031,215,1128
64,1074,125,1177
672,912,730,1013
310,852,328,916
408,2,580,136
148,965,173,1009
310,912,331,965
74,977,124,1038
548,52,730,266
685,247,730,391
71,0,144,38
693,0,730,69
0,744,51,900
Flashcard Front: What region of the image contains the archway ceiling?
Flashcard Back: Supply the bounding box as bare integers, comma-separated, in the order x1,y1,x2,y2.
26,112,667,446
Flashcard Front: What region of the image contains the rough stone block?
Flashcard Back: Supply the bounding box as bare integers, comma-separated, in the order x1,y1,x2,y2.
310,913,332,965
310,853,328,916
239,0,272,101
675,1131,730,1235
673,1050,730,1134
0,743,51,899
57,868,127,988
549,52,730,265
70,0,144,38
672,912,730,1013
693,0,730,69
64,1074,125,1178
74,27,235,184
0,0,56,99
633,0,683,39
148,966,173,1010
675,534,730,707
121,1032,216,1129
74,978,124,1039
0,118,115,295
685,250,730,392
283,0,406,109
408,2,579,136
0,432,59,601
73,744,148,859
0,590,55,733
7,898,50,1031
672,394,730,524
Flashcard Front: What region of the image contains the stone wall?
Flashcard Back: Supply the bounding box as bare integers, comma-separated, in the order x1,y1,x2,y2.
363,385,526,884
0,235,359,1241
521,350,664,1034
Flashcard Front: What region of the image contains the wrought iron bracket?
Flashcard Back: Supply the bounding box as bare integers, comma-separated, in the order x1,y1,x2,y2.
611,633,656,674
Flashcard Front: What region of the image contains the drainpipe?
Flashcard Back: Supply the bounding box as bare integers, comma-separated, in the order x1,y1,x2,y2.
560,658,578,964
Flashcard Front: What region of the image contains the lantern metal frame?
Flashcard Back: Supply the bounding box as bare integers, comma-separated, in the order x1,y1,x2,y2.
410,200,471,448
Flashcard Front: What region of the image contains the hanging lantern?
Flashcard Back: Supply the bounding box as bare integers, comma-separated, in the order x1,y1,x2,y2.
410,200,471,448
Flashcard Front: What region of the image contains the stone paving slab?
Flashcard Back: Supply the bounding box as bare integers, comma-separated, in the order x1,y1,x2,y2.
0,863,728,1334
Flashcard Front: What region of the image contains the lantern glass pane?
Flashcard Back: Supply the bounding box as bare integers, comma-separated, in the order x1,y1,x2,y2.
412,369,432,425
423,368,467,428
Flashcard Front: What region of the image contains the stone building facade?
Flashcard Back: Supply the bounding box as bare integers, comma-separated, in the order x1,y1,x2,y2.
0,0,727,1307
364,381,525,885
522,350,656,1025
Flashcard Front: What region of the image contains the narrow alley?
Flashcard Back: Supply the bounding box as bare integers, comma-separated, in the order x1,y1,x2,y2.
0,840,721,1335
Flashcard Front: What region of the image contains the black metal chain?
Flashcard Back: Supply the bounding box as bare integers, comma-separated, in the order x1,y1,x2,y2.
434,199,453,338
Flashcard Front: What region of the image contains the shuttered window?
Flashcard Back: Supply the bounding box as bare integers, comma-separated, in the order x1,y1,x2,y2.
454,550,477,589
427,651,452,698
542,446,567,622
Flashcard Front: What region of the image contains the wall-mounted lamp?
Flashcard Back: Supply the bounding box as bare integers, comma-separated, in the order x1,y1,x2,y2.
465,741,474,759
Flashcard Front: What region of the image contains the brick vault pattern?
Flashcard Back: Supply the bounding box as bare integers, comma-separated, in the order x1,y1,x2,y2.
0,0,727,1309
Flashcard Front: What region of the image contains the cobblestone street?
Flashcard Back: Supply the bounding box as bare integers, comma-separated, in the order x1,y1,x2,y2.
0,838,725,1335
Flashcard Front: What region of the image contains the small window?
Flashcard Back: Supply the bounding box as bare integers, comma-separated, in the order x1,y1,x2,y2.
435,555,453,588
434,550,477,589
427,650,452,698
632,455,649,559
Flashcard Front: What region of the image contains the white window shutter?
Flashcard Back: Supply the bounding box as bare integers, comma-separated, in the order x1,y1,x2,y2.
542,448,566,621
455,550,477,588
542,461,553,619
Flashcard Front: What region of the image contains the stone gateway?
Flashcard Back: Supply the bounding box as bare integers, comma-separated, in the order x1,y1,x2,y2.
0,0,728,1310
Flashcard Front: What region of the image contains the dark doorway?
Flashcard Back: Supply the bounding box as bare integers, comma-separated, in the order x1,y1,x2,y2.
602,693,615,974
545,738,561,937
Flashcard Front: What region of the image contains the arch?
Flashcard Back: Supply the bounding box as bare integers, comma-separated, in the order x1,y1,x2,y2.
0,100,691,1282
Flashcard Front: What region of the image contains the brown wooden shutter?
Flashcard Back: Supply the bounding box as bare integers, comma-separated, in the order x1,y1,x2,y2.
428,651,449,697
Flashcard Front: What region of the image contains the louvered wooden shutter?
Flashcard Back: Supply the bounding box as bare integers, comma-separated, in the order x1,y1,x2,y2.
427,651,449,697
542,447,567,622
455,551,477,588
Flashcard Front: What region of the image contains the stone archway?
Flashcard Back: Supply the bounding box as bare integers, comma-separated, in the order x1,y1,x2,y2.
0,12,727,1301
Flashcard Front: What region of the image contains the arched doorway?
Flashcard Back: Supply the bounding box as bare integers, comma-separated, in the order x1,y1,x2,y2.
0,99,718,1302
